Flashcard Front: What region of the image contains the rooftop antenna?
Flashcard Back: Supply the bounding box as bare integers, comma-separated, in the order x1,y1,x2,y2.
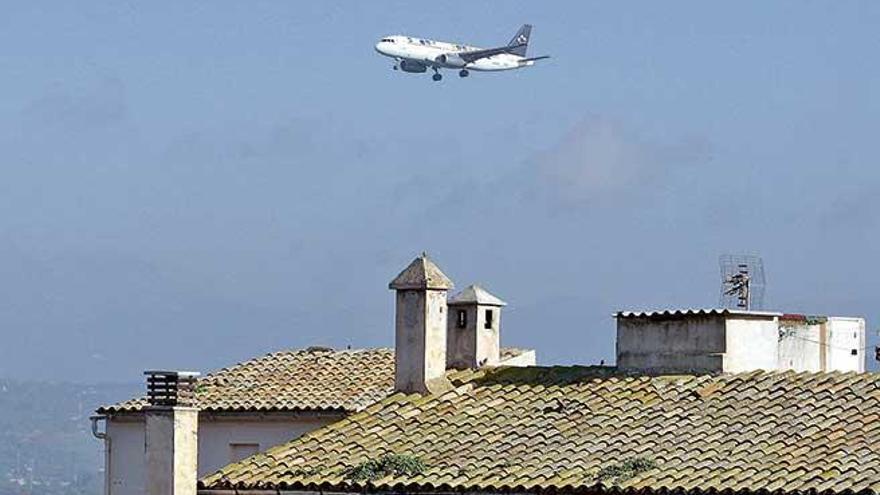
719,254,766,310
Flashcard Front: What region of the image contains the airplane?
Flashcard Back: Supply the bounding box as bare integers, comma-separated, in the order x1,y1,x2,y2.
374,24,549,81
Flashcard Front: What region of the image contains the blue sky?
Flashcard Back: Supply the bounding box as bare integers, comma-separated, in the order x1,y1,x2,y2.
1,2,878,382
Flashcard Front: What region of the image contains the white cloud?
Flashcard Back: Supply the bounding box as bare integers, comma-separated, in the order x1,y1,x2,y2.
533,116,711,204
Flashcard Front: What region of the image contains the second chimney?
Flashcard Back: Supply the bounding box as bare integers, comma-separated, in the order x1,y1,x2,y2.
446,284,506,370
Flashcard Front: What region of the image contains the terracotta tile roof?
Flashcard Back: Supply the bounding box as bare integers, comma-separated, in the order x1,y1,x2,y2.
98,347,529,414
98,348,395,414
200,367,880,494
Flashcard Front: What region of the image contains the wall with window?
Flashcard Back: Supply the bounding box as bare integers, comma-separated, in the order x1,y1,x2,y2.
103,413,341,495
447,304,503,369
198,415,339,474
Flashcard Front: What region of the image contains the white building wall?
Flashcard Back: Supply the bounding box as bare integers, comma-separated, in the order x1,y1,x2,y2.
778,322,823,372
617,311,866,374
500,350,537,367
827,317,866,372
104,414,341,495
107,419,147,495
197,416,336,474
723,317,779,372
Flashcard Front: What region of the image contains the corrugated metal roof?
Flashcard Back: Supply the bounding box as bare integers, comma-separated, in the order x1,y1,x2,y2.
615,308,783,318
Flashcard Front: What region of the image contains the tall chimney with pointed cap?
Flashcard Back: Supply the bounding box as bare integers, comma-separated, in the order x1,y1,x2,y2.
389,252,453,393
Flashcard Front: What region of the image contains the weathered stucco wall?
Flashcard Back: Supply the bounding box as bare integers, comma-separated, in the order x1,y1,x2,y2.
145,407,198,495
446,305,478,369
447,305,502,369
616,315,727,373
723,317,779,372
394,289,448,392
105,414,340,495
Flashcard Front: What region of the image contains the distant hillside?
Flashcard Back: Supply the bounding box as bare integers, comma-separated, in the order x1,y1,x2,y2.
0,380,138,495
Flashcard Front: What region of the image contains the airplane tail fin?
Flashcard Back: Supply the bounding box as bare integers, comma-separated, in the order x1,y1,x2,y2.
507,24,532,57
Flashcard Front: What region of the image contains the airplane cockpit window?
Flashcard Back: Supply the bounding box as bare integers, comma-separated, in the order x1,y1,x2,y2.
380,38,394,43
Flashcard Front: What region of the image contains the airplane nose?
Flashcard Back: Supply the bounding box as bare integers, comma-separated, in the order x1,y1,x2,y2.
374,42,384,54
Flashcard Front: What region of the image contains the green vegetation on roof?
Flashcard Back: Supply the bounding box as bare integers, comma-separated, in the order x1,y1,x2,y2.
343,454,426,482
595,457,658,484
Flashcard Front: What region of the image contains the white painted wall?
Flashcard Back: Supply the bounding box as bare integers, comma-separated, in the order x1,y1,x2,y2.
107,419,147,495
500,350,537,367
103,414,340,495
778,322,823,371
828,317,866,372
723,317,779,372
617,312,866,374
197,416,336,473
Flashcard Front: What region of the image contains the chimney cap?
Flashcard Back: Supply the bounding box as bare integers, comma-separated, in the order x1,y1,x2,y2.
144,370,201,407
143,370,201,378
389,252,453,290
448,284,507,307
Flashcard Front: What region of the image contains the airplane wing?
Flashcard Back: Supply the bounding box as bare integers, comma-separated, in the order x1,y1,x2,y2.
457,43,526,63
521,55,550,62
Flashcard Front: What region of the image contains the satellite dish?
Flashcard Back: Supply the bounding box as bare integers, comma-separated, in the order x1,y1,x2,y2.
719,254,766,310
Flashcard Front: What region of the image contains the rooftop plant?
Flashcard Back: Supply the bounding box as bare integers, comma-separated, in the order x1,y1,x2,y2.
595,456,658,484
343,453,426,482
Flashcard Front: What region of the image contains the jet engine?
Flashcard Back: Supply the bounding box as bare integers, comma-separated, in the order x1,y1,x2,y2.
435,53,466,68
399,60,427,73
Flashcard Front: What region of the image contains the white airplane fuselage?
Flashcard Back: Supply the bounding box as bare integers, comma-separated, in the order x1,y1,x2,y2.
374,36,536,72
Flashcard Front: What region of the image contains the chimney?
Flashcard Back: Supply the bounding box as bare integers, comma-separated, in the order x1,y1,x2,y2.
144,370,200,495
446,284,506,370
389,253,453,394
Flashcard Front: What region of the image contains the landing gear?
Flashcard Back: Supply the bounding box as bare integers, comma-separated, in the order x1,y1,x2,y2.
459,69,469,78
431,67,442,81
393,58,401,70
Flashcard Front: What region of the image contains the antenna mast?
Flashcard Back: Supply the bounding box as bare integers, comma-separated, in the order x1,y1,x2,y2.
719,254,766,310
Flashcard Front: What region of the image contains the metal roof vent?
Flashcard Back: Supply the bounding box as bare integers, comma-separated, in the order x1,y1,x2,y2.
144,370,200,407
